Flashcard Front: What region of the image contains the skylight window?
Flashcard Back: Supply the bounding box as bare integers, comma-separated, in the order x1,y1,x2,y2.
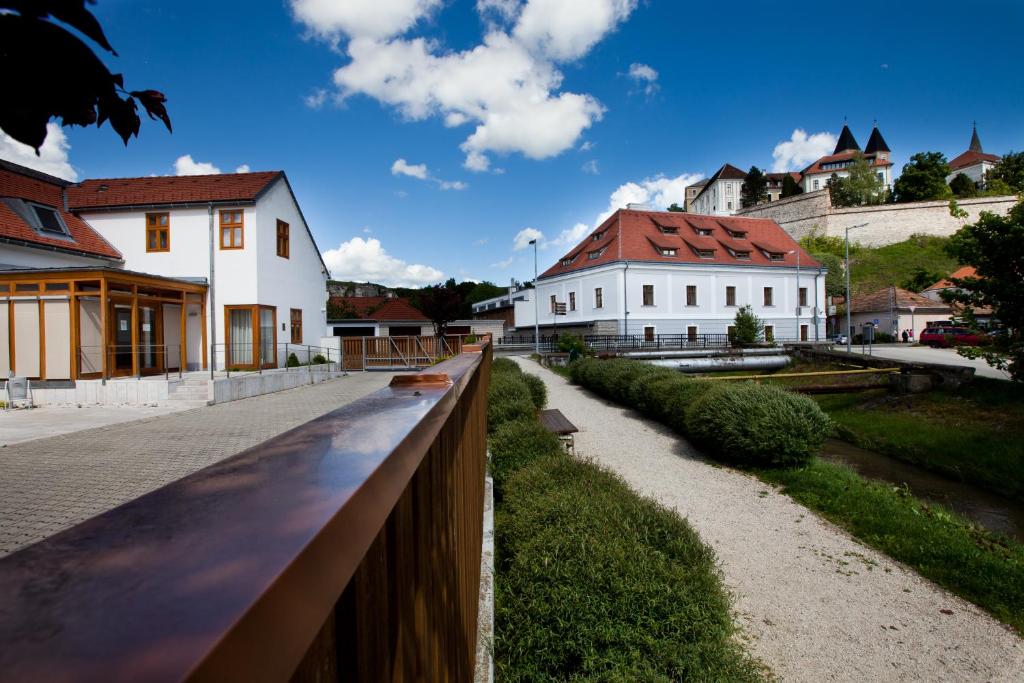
658,247,677,257
693,227,712,236
32,205,66,233
658,225,678,234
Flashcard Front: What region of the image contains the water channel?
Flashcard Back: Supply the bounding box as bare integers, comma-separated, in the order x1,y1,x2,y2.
819,438,1024,543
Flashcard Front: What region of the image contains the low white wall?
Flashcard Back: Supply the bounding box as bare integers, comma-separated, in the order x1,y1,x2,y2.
28,379,171,406
211,365,345,404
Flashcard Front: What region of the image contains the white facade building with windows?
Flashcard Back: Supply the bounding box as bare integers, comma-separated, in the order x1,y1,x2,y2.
514,209,827,341
687,163,747,216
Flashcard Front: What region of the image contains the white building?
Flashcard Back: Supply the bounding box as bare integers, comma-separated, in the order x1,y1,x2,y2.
946,125,1001,186
1,161,328,380
800,124,893,193
687,164,747,216
514,208,827,341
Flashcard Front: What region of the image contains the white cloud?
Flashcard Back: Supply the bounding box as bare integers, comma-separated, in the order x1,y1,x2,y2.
321,236,444,287
578,140,594,152
549,222,589,248
235,164,251,173
391,158,429,179
297,0,634,170
627,62,659,96
581,159,599,175
304,88,329,109
291,0,441,40
0,123,78,181
474,237,489,245
513,227,543,250
391,157,467,190
514,0,637,61
597,172,704,223
771,128,837,172
490,256,515,268
362,226,373,233
174,155,220,176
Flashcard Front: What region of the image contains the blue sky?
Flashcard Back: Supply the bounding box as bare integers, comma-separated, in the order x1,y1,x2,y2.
4,0,1022,286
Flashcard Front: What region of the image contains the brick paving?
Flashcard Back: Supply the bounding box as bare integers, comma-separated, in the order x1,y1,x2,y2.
0,372,399,557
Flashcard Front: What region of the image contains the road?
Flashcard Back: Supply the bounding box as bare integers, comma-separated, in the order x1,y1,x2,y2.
841,343,1011,380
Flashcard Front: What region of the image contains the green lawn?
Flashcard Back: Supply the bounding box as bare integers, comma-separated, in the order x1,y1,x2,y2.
815,379,1024,499
758,458,1024,633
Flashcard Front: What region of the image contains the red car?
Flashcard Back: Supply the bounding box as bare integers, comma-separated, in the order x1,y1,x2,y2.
918,327,990,348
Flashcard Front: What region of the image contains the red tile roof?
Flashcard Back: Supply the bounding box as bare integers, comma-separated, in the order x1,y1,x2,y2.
328,296,428,321
924,266,978,291
541,209,819,278
801,150,892,176
0,163,122,260
67,171,281,209
850,287,949,313
765,172,802,187
948,150,1000,172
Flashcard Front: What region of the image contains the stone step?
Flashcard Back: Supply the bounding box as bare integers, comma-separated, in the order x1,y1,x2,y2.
169,388,210,399
162,399,210,408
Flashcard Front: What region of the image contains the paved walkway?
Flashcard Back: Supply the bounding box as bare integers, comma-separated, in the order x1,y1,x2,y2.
512,357,1023,682
0,404,190,447
844,343,1011,380
0,372,399,557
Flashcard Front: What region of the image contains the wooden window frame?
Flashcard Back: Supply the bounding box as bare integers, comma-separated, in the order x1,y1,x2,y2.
725,286,736,307
145,212,170,253
276,220,290,259
224,304,277,370
219,210,244,250
568,292,576,312
686,285,697,307
642,284,654,307
763,287,774,307
799,287,808,307
594,287,603,309
290,308,303,344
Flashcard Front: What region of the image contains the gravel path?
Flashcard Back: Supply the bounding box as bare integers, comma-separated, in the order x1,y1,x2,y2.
512,357,1024,682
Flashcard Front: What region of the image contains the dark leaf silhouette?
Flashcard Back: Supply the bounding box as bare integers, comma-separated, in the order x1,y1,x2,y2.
0,2,170,151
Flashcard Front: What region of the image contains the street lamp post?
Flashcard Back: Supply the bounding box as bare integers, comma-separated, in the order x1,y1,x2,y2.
530,238,539,355
844,223,869,353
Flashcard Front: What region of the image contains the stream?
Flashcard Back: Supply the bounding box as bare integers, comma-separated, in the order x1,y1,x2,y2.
818,438,1024,543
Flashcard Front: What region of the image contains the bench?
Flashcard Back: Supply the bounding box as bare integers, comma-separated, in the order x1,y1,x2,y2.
538,408,579,452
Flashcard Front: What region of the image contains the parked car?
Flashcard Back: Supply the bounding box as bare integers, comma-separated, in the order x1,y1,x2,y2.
918,327,990,348
832,334,849,345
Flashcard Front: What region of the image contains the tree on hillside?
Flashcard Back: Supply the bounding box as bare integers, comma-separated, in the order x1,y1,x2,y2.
781,174,803,198
949,173,978,198
892,152,952,203
740,167,769,208
731,305,764,345
901,266,946,293
465,281,508,306
827,154,887,207
986,151,1024,194
814,253,846,297
418,279,464,337
667,203,685,212
1,1,171,150
799,229,849,259
942,199,1024,380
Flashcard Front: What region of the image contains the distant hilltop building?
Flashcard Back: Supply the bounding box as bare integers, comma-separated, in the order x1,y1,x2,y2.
946,124,1001,186
686,164,746,216
798,123,893,193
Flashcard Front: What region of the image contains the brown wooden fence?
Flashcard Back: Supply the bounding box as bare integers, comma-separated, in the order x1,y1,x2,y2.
341,335,468,370
0,341,493,682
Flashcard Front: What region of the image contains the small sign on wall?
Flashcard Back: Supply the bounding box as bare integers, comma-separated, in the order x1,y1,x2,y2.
119,320,128,332
142,323,151,332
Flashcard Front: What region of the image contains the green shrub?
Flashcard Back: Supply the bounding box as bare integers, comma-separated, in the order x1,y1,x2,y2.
488,418,562,496
286,352,300,368
488,374,535,433
496,456,762,682
312,353,327,365
492,357,522,375
685,383,831,467
556,334,586,355
521,373,547,410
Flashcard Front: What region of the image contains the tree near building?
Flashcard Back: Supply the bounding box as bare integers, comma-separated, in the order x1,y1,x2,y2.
827,154,887,207
942,199,1024,381
667,203,685,212
731,305,764,345
949,173,978,198
418,279,464,337
892,152,952,203
740,167,769,208
781,173,803,198
986,151,1024,194
1,1,171,150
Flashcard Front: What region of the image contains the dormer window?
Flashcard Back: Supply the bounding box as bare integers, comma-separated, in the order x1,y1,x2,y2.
587,247,606,260
560,256,575,266
734,250,751,260
727,229,747,239
693,227,712,236
765,251,784,261
658,224,678,234
658,247,677,257
592,230,606,242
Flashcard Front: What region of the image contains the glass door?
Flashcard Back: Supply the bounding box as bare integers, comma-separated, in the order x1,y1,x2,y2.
113,307,132,374
229,308,253,367
138,306,160,373
259,308,275,368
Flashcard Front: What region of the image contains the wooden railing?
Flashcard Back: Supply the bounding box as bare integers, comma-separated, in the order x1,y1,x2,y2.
341,335,468,370
0,341,493,682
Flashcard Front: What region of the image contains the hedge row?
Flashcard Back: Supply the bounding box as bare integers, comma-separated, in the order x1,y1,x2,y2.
569,358,830,468
487,362,762,681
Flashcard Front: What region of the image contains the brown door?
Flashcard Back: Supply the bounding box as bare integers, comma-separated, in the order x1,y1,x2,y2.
644,326,655,342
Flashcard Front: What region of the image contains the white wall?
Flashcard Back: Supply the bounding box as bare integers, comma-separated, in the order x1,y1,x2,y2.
689,179,742,216
0,242,116,269
515,262,828,339
946,161,995,185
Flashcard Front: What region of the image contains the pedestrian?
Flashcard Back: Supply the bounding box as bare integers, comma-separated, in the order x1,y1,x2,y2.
902,329,909,343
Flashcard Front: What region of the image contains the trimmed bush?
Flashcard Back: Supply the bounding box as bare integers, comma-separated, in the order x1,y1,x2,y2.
488,418,562,496
496,455,762,682
487,373,535,433
492,357,523,375
685,382,831,468
521,373,547,410
312,353,327,365
286,352,300,368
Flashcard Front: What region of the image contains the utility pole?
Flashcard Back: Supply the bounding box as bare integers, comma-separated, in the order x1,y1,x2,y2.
530,238,539,355
844,223,868,353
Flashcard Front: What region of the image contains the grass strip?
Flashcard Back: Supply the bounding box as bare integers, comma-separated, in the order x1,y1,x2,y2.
757,458,1024,632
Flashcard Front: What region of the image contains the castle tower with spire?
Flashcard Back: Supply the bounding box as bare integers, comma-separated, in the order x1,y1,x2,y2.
799,121,893,193
947,123,1000,186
